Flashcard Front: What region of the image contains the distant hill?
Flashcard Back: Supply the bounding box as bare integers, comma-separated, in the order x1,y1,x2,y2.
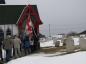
67,32,78,36
79,30,86,35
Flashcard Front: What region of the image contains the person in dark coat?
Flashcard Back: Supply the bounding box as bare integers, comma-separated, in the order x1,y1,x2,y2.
0,38,3,61
29,36,34,53
0,28,4,61
22,35,31,55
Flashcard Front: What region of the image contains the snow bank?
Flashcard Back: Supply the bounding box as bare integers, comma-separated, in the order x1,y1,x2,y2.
73,37,79,45
40,39,63,47
40,37,80,47
7,51,86,64
40,40,55,47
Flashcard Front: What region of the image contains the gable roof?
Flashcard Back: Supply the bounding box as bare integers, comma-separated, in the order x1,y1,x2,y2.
17,5,43,26
0,0,5,4
0,5,25,25
0,5,42,25
79,30,86,35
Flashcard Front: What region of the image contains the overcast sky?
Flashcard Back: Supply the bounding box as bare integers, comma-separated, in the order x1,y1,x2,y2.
4,0,86,36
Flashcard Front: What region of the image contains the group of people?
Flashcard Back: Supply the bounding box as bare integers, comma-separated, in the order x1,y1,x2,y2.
0,34,34,62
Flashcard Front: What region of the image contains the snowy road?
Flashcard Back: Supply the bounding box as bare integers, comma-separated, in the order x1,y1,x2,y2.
7,51,86,64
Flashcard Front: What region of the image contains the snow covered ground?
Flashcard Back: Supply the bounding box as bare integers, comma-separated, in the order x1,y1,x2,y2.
40,37,80,47
7,51,86,64
73,37,79,46
40,40,55,47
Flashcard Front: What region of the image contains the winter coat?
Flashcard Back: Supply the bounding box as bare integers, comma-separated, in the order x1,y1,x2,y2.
13,37,21,49
0,39,2,48
0,41,2,48
22,36,31,49
3,37,13,50
0,31,4,48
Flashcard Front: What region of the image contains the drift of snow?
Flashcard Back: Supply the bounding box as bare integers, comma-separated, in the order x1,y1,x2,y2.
40,40,55,47
7,51,86,64
73,37,79,45
40,37,80,47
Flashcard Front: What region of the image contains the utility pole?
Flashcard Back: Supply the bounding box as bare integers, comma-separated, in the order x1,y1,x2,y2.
49,24,51,37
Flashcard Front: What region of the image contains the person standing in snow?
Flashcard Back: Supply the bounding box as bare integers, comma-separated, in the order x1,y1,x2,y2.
29,36,34,53
3,35,13,62
0,28,4,61
0,37,3,61
13,35,21,58
22,35,31,55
